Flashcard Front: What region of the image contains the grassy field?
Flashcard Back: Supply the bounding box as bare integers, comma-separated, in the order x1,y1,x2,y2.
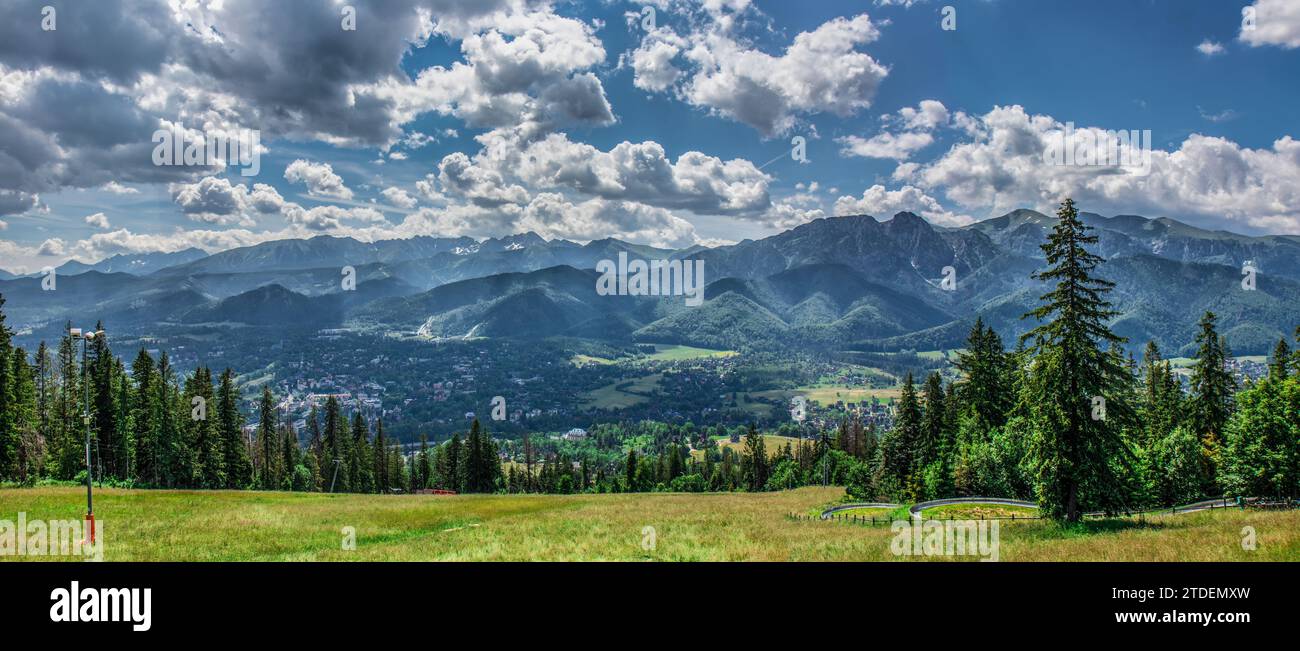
569,345,736,367
642,344,737,361
747,386,900,407
798,386,901,404
569,353,616,366
580,373,663,409
2,486,1296,561
691,434,811,461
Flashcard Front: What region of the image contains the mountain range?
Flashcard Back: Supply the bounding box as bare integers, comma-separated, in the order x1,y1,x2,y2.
2,209,1297,356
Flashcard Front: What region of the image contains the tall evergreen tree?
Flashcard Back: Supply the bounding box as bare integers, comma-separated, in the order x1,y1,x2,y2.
257,386,279,489
877,372,922,500
303,440,323,492
415,434,429,490
464,419,486,492
88,322,119,478
1269,337,1291,379
953,317,1011,431
445,432,462,492
155,352,183,487
1294,326,1300,372
34,341,53,473
919,372,946,469
189,367,224,488
280,418,299,490
624,448,637,492
113,362,133,481
322,396,346,491
349,411,372,493
307,404,323,486
216,369,251,489
0,295,16,478
741,424,768,491
1019,198,1134,521
11,347,38,481
373,418,388,493
1187,311,1235,490
1138,342,1182,446
131,350,158,484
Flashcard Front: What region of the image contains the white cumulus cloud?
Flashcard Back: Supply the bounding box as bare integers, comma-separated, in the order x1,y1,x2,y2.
1239,0,1300,49
284,160,354,200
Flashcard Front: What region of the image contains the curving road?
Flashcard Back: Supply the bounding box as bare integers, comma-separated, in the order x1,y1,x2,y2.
819,503,900,520
819,496,1254,521
908,497,1038,518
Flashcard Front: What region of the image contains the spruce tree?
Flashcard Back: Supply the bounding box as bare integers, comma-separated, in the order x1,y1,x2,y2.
131,350,157,484
445,432,462,492
89,322,119,478
257,386,278,490
373,418,388,493
1188,311,1235,490
1269,337,1291,379
322,396,346,491
415,434,429,490
155,352,181,487
919,372,946,469
741,424,768,491
624,448,637,492
479,423,499,491
217,369,251,489
349,411,372,493
34,341,52,473
280,418,299,490
1138,342,1182,444
307,404,323,485
304,442,323,492
113,364,133,481
1294,326,1300,372
878,372,922,501
954,317,1011,431
193,367,224,488
464,419,484,492
1019,198,1134,521
11,347,38,481
0,295,15,478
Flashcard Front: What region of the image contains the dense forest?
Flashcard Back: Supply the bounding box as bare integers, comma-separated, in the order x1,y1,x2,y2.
1,201,1297,521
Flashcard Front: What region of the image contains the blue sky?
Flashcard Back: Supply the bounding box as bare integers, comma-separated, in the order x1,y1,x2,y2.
1,0,1298,272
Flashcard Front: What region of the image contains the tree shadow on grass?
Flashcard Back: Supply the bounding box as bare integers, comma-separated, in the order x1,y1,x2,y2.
1028,516,1168,540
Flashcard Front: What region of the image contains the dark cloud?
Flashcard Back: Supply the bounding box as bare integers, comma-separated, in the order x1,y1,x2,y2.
0,0,173,82
14,80,156,149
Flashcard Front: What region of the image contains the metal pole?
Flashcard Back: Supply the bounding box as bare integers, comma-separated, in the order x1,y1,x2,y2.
329,458,342,493
79,331,94,543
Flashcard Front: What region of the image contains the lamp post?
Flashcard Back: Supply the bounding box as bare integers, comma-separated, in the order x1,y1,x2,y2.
70,326,103,544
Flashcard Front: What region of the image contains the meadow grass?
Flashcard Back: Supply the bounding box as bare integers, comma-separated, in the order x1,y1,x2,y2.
691,434,811,461
643,344,738,361
579,373,663,409
1,486,1295,562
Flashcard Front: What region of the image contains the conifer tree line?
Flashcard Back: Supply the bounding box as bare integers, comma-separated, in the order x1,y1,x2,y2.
0,301,431,494
537,201,1295,518
850,199,1300,520
1,200,1296,518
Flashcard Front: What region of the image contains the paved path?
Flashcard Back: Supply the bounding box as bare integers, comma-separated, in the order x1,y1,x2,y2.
819,503,900,520
904,496,1034,517
820,496,1250,522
